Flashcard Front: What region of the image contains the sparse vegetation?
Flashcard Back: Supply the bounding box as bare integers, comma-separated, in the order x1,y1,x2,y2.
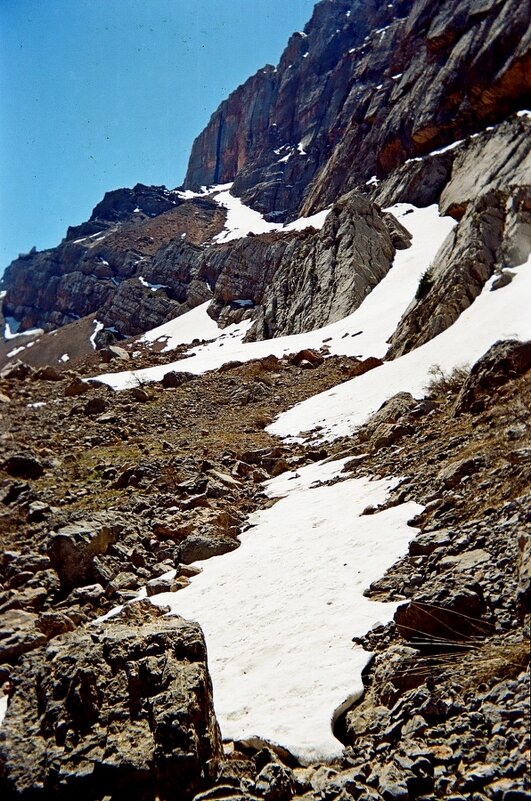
425,363,470,396
415,268,435,300
395,634,530,691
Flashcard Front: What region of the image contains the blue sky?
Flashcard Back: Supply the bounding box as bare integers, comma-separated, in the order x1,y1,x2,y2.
0,0,316,273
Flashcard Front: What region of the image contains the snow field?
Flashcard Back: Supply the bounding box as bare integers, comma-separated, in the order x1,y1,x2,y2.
177,182,330,244
92,201,530,760
269,257,531,442
94,204,455,390
149,460,422,761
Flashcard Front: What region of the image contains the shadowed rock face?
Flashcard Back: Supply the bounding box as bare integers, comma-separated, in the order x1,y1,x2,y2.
370,116,531,211
183,0,530,220
0,603,222,801
248,191,410,340
0,192,226,335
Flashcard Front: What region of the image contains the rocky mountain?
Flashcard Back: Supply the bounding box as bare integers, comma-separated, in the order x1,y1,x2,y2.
0,0,530,800
2,0,529,357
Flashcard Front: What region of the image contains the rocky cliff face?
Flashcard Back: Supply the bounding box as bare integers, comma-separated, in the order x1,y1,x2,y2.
1,0,529,353
184,0,530,220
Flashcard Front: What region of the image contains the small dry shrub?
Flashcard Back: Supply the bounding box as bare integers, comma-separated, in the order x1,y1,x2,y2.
425,363,470,397
252,412,271,429
415,268,435,300
400,636,530,691
243,361,273,386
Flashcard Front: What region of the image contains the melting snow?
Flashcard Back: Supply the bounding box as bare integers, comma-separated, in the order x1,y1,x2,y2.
405,138,466,164
269,257,531,443
145,461,422,761
7,345,27,358
0,695,7,726
4,319,44,341
138,276,169,291
93,204,454,390
137,302,242,353
90,320,104,350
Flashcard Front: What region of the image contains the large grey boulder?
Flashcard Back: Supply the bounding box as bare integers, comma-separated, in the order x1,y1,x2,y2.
0,602,222,801
388,187,530,358
251,191,404,340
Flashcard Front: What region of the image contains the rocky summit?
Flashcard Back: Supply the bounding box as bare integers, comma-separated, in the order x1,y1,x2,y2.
0,1,530,800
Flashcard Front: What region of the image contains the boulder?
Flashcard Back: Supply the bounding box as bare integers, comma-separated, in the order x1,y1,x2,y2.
288,349,324,368
454,339,531,414
254,762,297,801
47,515,125,592
64,377,90,397
437,456,487,488
180,535,239,565
0,361,34,380
162,371,196,389
2,453,44,480
33,365,62,381
359,393,416,443
83,397,107,416
394,589,491,643
0,602,221,801
0,609,47,662
99,345,130,362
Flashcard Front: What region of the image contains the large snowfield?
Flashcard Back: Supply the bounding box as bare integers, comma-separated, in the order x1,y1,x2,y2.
90,200,531,758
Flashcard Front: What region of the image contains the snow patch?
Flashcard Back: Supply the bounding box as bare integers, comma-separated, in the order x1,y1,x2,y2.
4,320,44,341
146,465,422,761
137,302,235,354
0,694,7,726
138,276,169,291
90,320,104,350
7,345,27,358
269,257,531,443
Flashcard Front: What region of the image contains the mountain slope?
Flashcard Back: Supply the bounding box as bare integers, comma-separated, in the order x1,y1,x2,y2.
1,0,529,361
0,1,530,798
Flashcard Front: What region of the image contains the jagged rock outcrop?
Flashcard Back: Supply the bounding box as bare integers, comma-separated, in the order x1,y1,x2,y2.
185,0,531,220
1,193,225,335
438,116,531,219
454,338,531,414
249,191,410,339
370,114,531,210
0,603,221,801
387,185,531,357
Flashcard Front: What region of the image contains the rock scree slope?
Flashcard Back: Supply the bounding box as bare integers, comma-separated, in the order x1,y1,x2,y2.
0,0,530,800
